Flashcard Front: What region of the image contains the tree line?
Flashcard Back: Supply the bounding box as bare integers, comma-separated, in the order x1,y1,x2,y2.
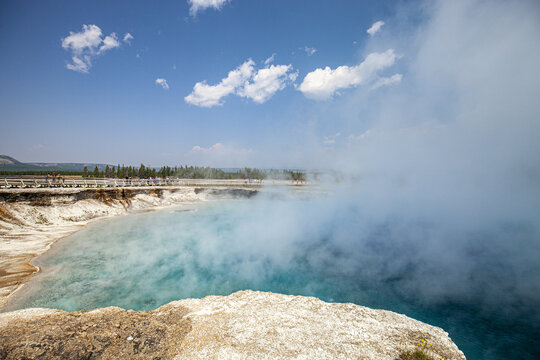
79,165,305,180
1,165,305,180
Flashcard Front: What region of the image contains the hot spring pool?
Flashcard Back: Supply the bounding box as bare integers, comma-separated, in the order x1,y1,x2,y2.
8,194,540,359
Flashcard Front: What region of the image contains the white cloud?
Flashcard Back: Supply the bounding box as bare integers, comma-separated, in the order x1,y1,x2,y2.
367,20,385,36
155,78,170,90
185,59,296,107
191,143,225,153
298,49,400,99
188,0,230,16
185,60,254,107
61,24,123,73
99,33,120,53
61,24,103,54
289,71,299,82
264,53,276,66
371,73,403,89
66,55,91,73
303,46,317,56
123,32,134,44
185,82,233,107
238,64,295,103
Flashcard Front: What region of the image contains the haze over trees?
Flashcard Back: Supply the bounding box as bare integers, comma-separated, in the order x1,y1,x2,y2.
0,164,305,181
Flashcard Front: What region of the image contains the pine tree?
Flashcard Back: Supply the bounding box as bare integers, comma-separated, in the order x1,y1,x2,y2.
83,166,88,178
138,164,145,178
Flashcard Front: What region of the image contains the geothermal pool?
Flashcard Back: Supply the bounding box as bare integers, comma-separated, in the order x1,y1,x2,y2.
10,193,540,359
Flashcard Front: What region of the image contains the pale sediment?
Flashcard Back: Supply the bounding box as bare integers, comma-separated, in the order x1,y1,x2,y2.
0,186,258,307
0,290,466,359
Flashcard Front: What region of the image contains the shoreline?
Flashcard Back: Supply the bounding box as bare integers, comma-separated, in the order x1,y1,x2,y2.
2,208,167,310
0,185,260,309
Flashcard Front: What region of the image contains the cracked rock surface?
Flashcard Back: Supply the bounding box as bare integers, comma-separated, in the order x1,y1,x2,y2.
0,290,465,359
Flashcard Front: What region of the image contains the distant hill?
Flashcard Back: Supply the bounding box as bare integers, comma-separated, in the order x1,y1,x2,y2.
0,155,112,172
0,155,23,165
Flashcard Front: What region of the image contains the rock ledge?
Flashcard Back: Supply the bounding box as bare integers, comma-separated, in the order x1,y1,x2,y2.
0,290,465,359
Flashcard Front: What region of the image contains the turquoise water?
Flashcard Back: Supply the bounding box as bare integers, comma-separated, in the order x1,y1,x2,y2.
11,194,540,359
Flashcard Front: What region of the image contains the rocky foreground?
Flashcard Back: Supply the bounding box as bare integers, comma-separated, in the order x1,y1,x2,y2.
0,290,465,359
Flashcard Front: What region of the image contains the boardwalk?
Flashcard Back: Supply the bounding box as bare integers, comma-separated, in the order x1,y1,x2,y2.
0,176,304,189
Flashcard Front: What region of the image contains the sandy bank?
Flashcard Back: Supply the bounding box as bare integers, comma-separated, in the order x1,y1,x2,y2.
0,186,258,307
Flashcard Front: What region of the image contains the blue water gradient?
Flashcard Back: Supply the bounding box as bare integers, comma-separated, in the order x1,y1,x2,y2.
10,194,540,359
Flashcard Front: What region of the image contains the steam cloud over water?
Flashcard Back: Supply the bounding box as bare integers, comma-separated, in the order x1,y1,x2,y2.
295,0,540,314
12,190,540,359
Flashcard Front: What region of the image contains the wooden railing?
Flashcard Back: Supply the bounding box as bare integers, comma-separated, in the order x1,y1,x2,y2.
0,177,303,189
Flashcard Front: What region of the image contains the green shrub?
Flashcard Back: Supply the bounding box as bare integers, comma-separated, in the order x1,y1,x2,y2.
397,336,446,360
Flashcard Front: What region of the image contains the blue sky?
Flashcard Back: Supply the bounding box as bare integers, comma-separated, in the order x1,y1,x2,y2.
1,0,539,171
0,0,408,167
